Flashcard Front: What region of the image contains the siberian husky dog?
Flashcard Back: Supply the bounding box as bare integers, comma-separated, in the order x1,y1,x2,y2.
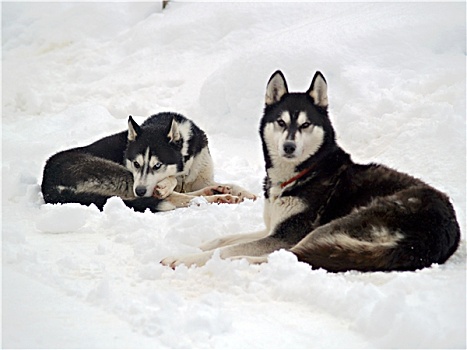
42,112,255,212
162,71,460,272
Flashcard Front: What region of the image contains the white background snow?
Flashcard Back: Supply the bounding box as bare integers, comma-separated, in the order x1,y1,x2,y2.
2,1,466,348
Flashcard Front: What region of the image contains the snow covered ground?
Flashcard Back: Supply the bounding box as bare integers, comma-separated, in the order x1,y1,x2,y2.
2,2,466,348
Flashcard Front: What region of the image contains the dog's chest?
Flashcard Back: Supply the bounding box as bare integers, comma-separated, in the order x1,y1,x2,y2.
266,185,307,228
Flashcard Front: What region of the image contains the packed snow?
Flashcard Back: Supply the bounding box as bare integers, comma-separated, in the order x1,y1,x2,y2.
2,2,466,348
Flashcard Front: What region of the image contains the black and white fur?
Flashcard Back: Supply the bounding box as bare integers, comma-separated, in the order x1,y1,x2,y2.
162,71,461,272
42,112,255,212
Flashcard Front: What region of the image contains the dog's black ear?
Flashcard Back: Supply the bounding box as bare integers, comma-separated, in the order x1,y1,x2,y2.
128,116,141,141
265,70,288,105
167,118,181,143
307,71,328,109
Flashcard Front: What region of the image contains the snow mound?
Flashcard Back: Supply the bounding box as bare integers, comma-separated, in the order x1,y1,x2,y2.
36,203,100,233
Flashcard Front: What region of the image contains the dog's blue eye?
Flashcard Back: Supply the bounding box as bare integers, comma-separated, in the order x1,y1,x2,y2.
133,161,141,169
153,163,162,170
277,119,286,128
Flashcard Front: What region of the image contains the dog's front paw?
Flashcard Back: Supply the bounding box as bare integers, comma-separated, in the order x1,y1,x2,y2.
234,189,257,201
200,185,233,196
204,194,241,204
153,177,177,199
199,237,225,251
228,185,257,201
160,251,213,269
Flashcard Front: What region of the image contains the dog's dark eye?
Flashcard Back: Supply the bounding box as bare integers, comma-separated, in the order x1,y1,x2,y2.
277,119,286,128
301,122,311,129
153,162,162,170
133,161,141,169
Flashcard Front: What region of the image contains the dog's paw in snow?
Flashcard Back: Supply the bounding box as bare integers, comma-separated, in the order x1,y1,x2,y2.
204,194,242,204
161,251,213,269
200,185,233,196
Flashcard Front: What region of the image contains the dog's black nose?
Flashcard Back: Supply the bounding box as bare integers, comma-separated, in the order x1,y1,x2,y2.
135,186,147,197
283,141,296,155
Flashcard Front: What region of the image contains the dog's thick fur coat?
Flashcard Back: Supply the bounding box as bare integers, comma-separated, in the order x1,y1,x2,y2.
42,112,255,212
162,71,460,272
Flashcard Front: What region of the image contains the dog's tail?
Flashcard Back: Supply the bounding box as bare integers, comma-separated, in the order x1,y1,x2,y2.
291,227,460,273
290,235,403,272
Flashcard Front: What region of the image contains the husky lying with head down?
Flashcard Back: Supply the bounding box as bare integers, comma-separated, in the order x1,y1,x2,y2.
162,71,461,272
42,112,256,212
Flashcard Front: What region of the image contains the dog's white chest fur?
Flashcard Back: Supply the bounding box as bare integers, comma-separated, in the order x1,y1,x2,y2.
266,185,306,228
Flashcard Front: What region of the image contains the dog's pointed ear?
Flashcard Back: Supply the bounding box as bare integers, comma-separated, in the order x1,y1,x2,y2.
307,71,328,109
265,70,288,106
128,116,141,142
168,118,181,143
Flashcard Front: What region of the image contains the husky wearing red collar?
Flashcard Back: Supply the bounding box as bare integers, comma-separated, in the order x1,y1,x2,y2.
162,71,460,272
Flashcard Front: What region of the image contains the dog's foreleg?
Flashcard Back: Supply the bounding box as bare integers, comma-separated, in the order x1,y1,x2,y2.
199,198,271,251
199,229,269,251
162,235,288,268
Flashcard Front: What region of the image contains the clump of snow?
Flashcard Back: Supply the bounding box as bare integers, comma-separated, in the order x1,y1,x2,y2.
2,2,465,348
36,203,100,234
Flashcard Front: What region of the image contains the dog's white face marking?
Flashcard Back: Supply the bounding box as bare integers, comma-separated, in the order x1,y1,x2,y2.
280,111,291,125
296,111,307,125
264,111,324,169
126,147,178,197
300,124,324,159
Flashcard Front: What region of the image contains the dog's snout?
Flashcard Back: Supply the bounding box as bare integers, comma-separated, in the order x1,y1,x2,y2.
135,186,147,197
283,141,296,155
